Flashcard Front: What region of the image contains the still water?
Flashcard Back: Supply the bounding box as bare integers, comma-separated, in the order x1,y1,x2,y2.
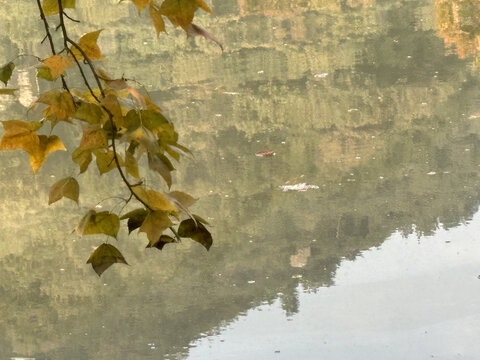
1,0,480,358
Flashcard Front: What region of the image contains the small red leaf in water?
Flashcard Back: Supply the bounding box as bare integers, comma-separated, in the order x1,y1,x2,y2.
255,150,275,157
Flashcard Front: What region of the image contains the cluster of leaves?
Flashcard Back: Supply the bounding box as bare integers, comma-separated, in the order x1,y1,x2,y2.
0,0,216,276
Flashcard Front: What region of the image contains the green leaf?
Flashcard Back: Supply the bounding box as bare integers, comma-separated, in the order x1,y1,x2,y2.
72,147,93,174
94,149,123,175
76,210,120,238
0,89,17,96
48,177,79,205
139,211,173,245
42,0,75,16
140,110,169,133
87,243,128,276
178,218,212,250
0,62,14,86
37,66,55,81
73,101,106,124
120,208,148,233
125,150,140,179
146,235,175,250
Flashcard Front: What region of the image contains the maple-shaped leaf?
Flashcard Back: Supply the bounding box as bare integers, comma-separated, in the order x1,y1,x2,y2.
29,135,67,173
120,208,148,233
37,89,75,125
48,177,79,205
72,147,93,174
149,3,166,36
42,0,75,16
160,0,212,30
93,149,124,174
0,121,65,173
79,125,108,150
87,243,128,277
133,187,178,213
139,210,173,245
76,210,120,238
0,120,42,154
43,54,74,79
146,234,175,250
178,218,212,250
131,0,152,12
71,30,104,61
0,62,14,86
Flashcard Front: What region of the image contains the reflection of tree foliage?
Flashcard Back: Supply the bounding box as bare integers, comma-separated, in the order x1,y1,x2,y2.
2,0,480,359
435,0,480,63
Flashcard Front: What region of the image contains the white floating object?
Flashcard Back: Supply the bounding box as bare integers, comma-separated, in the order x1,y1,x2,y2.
280,183,319,192
257,70,264,74
248,280,256,284
427,171,436,175
348,108,359,112
314,72,328,78
223,91,239,95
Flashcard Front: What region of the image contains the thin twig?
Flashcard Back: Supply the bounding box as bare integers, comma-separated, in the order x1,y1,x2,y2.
56,0,180,241
36,0,73,107
63,11,80,22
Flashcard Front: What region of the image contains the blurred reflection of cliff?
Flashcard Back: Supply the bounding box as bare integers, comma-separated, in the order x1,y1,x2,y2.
435,0,480,64
1,0,480,359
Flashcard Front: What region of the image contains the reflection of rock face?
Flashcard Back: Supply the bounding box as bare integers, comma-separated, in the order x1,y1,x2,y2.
1,0,480,359
435,0,480,60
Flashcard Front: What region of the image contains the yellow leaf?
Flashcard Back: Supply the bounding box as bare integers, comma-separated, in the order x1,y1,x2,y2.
73,101,107,124
77,210,120,238
49,177,79,205
133,187,178,213
131,0,152,12
101,94,123,127
125,151,140,179
71,30,104,61
42,0,75,16
160,0,199,29
43,55,74,79
93,149,124,174
37,89,75,125
149,3,166,36
0,120,42,155
139,211,173,244
194,0,212,13
29,135,66,173
79,125,108,150
144,95,162,112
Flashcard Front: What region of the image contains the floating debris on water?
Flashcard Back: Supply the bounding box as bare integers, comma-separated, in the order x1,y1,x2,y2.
280,183,319,192
427,171,436,175
348,108,359,112
256,150,275,157
314,72,328,78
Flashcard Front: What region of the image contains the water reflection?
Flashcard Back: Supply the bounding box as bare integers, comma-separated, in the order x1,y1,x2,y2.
1,0,480,359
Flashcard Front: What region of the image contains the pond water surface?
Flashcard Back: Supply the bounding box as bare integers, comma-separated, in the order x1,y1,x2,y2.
2,0,480,359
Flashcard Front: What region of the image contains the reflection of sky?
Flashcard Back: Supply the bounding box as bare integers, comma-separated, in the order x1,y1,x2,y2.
188,213,480,359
